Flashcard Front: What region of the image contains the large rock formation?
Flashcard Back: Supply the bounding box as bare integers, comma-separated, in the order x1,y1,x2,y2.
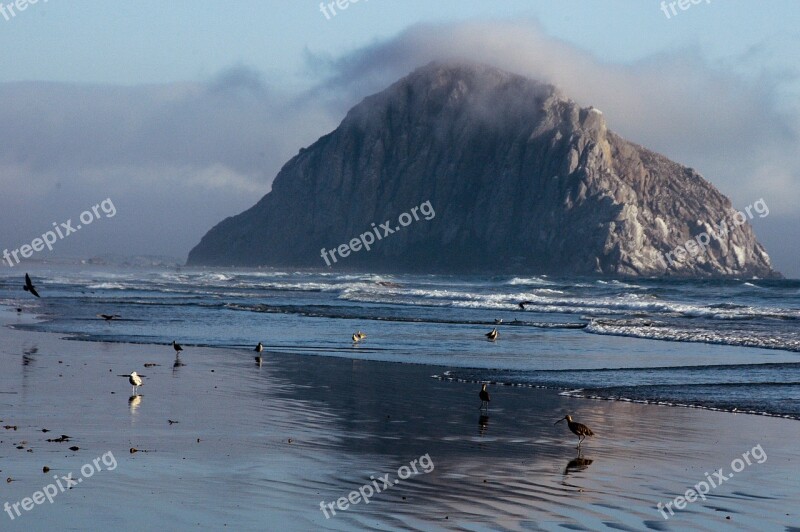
188,62,778,277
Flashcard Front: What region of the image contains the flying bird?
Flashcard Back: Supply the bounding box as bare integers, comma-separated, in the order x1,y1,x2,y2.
23,274,40,298
479,383,491,410
98,314,121,321
172,340,183,354
555,414,595,447
485,328,498,341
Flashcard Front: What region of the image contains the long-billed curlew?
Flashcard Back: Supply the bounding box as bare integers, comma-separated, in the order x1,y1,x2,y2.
555,414,594,447
479,383,491,410
172,340,183,354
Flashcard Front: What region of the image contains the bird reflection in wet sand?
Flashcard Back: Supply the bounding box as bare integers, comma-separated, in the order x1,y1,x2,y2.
22,346,38,366
173,355,186,373
128,394,142,413
564,449,594,475
478,414,490,437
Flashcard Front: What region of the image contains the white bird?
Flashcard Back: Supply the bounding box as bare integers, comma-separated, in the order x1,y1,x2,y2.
128,371,143,395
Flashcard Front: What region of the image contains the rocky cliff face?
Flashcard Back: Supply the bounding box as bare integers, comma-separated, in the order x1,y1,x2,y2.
187,62,778,277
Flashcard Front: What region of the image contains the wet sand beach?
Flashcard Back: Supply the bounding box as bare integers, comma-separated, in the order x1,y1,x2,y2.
1,309,798,531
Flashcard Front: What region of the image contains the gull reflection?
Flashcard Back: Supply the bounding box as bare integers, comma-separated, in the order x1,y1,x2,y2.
128,394,142,414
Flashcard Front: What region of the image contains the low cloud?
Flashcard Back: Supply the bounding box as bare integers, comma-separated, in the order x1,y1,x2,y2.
0,20,797,273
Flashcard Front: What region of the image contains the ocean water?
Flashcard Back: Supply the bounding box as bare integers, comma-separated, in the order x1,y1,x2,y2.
2,265,799,419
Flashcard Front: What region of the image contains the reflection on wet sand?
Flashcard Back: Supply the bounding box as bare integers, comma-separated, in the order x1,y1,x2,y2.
563,449,594,475
478,414,489,437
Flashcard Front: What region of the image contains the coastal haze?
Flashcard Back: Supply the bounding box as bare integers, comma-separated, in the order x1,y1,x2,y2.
1,2,799,531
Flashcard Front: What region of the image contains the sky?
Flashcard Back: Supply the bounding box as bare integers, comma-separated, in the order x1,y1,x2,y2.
0,0,798,276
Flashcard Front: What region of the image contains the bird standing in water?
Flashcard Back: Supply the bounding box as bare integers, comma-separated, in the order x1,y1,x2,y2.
128,372,143,395
254,342,263,365
555,414,595,447
172,340,183,354
479,383,491,410
485,328,498,341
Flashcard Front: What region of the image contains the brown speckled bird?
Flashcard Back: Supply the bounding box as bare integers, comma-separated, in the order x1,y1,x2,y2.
555,415,594,447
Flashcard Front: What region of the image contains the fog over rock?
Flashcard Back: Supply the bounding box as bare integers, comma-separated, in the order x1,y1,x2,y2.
188,62,778,278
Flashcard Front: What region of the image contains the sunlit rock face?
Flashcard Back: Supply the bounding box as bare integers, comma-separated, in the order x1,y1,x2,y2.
188,62,777,278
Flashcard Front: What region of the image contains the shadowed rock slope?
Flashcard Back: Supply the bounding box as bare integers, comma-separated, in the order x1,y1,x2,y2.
188,62,777,277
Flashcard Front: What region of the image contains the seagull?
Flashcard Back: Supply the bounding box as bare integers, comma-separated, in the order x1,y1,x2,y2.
494,319,503,324
479,383,491,410
172,340,183,354
555,414,595,447
128,372,143,395
255,342,263,366
518,301,532,310
98,314,121,321
23,274,40,298
485,328,498,341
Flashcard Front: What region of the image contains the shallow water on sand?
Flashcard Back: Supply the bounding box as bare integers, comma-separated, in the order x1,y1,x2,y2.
0,319,798,530
2,266,799,419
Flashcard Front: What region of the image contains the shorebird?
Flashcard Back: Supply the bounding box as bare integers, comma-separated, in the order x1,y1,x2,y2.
128,372,143,395
98,314,120,321
494,318,503,324
485,328,498,341
352,333,361,343
555,414,595,447
356,331,366,339
23,274,40,298
518,301,532,310
172,340,183,354
255,342,263,366
479,383,491,410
